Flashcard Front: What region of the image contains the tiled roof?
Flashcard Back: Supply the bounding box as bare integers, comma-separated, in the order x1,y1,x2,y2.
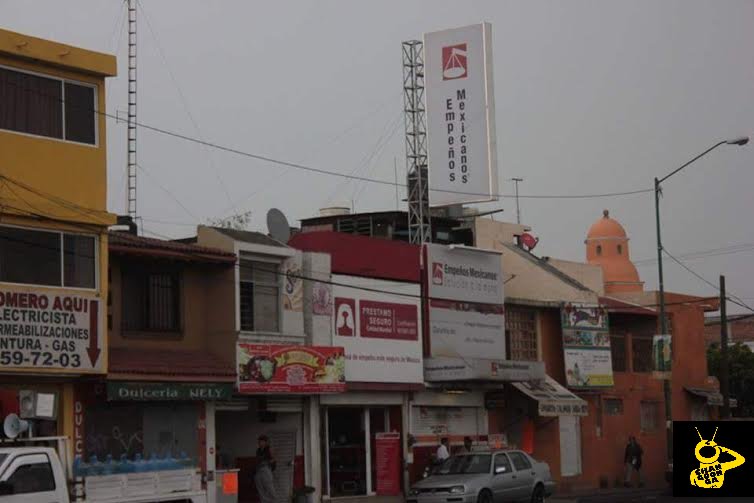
109,231,236,264
108,347,236,382
210,227,287,248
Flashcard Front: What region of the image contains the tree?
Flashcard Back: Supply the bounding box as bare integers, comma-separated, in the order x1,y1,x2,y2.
707,342,754,417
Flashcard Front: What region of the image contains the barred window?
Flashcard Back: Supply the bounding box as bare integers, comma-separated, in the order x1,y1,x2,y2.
239,259,280,332
632,334,653,372
640,401,659,432
505,306,538,361
122,269,180,332
604,398,623,416
610,333,627,372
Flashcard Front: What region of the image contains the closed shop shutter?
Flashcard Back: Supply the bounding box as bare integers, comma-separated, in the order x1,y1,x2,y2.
270,431,297,503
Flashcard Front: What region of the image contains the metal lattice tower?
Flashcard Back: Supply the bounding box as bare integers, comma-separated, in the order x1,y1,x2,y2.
126,0,138,220
402,40,431,244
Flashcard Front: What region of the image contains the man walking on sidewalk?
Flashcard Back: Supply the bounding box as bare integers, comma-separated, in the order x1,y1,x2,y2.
624,436,644,487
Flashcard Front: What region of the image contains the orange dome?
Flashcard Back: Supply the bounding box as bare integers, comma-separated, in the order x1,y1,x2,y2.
587,210,627,239
585,209,643,294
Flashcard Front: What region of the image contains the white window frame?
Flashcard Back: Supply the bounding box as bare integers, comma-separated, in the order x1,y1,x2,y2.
0,63,99,147
238,255,282,334
0,223,99,292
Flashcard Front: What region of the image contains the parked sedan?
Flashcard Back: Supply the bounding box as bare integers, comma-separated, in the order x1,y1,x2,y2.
407,450,554,503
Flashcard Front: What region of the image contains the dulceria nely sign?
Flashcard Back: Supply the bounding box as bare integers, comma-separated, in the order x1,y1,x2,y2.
107,382,234,401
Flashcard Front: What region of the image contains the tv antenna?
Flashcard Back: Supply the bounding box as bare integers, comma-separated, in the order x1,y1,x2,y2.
126,0,138,221
509,178,523,224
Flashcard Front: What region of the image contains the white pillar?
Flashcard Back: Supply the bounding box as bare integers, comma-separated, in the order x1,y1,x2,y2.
364,407,372,495
306,396,323,501
402,393,411,496
206,401,217,503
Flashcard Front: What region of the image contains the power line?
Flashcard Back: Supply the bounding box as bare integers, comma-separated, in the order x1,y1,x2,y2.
3,80,655,202
634,242,754,266
663,248,754,314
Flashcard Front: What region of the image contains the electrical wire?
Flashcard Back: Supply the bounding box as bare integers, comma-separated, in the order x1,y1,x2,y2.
634,242,754,266
2,80,656,202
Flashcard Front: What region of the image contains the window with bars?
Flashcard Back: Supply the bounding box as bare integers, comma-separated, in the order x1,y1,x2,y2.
505,306,538,361
640,401,659,432
631,334,654,372
0,66,97,145
604,398,623,416
239,259,280,333
122,269,180,332
610,333,627,372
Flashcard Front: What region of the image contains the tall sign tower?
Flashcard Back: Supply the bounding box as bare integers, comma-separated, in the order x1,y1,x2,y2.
402,40,431,244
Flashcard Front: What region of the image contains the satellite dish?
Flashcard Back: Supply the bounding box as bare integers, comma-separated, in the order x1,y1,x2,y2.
266,208,291,243
4,414,29,439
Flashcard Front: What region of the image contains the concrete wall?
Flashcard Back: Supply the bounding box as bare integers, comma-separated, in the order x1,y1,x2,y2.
546,258,605,296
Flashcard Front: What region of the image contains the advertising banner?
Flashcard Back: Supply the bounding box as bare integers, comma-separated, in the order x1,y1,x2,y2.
652,334,672,379
561,304,613,388
0,289,103,373
425,244,505,359
237,344,345,393
333,275,423,384
107,382,234,401
424,23,498,206
375,432,401,496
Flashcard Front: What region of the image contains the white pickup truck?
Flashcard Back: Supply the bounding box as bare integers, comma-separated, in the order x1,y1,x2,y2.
0,446,205,503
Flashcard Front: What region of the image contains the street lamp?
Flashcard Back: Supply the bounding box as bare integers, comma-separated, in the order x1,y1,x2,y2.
654,135,749,479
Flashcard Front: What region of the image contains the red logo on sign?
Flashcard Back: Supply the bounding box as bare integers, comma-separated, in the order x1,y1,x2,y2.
432,263,444,285
334,298,356,336
442,43,467,80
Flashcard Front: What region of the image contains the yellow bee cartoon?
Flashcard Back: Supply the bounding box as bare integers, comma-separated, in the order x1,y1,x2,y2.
690,427,745,489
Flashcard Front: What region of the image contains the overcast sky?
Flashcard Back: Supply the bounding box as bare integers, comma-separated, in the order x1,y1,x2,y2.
4,0,753,313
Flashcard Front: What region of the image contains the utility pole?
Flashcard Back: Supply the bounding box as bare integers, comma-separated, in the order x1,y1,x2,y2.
720,275,730,419
510,178,523,224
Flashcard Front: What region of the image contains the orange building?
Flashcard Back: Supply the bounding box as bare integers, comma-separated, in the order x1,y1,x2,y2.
585,210,643,294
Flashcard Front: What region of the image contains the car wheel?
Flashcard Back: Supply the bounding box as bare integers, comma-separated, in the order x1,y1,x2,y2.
477,489,493,503
530,484,545,503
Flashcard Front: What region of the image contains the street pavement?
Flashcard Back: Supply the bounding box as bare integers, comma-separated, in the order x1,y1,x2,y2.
549,487,754,502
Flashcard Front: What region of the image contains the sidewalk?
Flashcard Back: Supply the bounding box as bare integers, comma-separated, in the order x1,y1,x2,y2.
548,486,667,503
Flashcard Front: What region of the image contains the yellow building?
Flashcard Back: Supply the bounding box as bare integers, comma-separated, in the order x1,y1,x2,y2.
0,28,116,454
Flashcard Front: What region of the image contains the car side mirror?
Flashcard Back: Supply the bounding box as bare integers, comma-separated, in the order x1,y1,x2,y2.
494,466,507,475
0,481,13,495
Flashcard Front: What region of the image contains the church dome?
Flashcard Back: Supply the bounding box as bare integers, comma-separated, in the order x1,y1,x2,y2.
587,209,627,239
585,210,643,294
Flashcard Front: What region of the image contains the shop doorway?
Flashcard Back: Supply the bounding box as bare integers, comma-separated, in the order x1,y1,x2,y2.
325,405,402,498
327,407,367,497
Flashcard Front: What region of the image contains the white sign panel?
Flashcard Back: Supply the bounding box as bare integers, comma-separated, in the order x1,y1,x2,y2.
0,289,104,373
332,275,423,384
424,22,498,206
425,244,505,359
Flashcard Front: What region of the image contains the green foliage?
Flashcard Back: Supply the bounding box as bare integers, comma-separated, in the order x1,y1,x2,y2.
706,342,754,417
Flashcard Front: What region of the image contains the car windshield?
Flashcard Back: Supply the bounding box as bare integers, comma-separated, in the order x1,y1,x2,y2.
435,454,491,475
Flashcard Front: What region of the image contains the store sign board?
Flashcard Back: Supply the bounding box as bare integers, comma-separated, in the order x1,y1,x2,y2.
106,382,234,401
512,376,588,417
375,432,401,496
561,304,613,388
424,357,544,382
424,23,498,207
424,244,505,359
0,289,104,373
237,343,345,393
332,275,423,384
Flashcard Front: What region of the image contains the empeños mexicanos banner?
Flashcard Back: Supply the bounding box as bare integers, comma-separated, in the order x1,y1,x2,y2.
424,22,498,207
237,343,345,393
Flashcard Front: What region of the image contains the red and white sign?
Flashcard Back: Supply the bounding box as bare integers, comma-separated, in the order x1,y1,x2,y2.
425,23,498,207
424,244,505,359
442,44,467,80
360,300,418,341
333,275,423,384
375,432,401,496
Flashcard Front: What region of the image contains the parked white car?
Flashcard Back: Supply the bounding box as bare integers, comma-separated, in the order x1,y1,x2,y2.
407,450,555,503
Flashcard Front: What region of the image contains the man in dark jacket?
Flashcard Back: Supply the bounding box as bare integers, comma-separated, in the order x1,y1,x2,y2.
624,436,644,487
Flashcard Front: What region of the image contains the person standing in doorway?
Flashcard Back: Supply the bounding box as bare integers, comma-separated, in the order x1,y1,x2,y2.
436,438,450,464
624,436,644,487
255,435,278,503
460,437,473,454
